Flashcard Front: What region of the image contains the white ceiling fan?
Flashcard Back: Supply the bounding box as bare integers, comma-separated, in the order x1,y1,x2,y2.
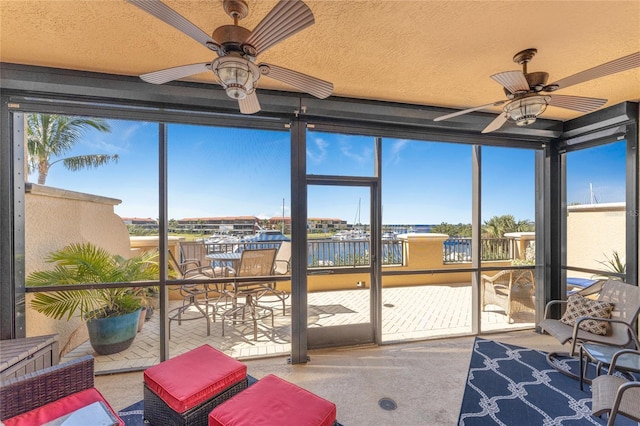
434,48,640,133
127,0,334,114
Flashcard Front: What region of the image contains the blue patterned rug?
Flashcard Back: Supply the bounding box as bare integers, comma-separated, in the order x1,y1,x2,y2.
458,338,639,425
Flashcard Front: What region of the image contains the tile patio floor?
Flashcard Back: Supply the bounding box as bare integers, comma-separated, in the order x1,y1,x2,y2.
62,283,535,373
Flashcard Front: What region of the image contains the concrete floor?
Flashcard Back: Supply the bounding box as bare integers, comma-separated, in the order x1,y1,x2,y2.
96,330,565,425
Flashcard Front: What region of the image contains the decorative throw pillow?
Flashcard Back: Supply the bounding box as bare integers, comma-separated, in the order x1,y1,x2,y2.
560,294,615,335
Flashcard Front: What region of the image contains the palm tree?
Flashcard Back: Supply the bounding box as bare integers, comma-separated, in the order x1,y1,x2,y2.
483,215,508,238
27,114,117,185
483,215,535,238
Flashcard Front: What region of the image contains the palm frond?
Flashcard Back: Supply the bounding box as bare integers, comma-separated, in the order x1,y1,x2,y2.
597,250,626,274
60,154,119,171
27,242,154,319
30,289,102,321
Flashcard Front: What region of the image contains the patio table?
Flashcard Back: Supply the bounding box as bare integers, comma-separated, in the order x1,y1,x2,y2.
579,342,640,390
206,252,241,275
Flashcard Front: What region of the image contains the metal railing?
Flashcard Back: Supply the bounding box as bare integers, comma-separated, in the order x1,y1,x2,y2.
443,237,512,263
204,240,404,268
203,238,513,268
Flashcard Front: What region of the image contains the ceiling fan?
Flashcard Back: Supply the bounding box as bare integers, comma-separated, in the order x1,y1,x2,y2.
433,48,640,133
127,0,334,114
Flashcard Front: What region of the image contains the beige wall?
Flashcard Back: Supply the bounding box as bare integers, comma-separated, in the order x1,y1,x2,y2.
25,184,132,356
566,203,626,277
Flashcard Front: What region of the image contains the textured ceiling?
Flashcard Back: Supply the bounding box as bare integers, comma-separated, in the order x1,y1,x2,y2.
1,1,639,122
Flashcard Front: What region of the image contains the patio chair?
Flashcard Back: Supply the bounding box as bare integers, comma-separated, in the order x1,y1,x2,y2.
220,248,277,341
539,279,640,378
178,240,211,272
167,243,222,338
256,241,291,315
481,269,535,323
592,349,640,425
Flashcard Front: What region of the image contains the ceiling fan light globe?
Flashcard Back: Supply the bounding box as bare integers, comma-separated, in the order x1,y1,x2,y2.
505,95,550,126
211,56,260,101
516,117,537,126
225,85,247,99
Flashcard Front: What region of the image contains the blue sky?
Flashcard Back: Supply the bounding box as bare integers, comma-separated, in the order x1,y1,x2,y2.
31,117,626,225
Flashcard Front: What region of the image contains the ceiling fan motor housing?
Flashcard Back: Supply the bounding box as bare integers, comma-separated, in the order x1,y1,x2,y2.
212,25,253,57
526,72,549,92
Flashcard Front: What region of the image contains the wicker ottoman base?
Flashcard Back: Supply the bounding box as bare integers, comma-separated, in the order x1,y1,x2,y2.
144,378,248,426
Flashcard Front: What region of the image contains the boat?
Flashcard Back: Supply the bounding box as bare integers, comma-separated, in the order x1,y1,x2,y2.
240,228,290,250
331,229,369,241
243,229,290,242
204,233,242,245
331,230,351,241
382,231,397,240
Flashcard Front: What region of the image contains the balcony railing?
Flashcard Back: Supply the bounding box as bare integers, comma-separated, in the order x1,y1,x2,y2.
204,237,513,269
443,237,512,263
204,240,404,268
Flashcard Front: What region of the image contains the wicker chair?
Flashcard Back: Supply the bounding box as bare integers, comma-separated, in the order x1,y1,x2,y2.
0,355,95,420
481,269,535,322
592,349,640,425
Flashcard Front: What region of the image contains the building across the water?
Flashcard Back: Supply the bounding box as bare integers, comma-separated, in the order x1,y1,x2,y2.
121,217,158,230
173,216,349,235
124,215,434,236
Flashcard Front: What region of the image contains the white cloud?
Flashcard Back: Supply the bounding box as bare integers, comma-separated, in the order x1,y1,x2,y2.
307,137,328,162
389,139,409,164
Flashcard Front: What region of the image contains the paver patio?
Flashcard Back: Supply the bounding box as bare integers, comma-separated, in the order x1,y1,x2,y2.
62,283,534,373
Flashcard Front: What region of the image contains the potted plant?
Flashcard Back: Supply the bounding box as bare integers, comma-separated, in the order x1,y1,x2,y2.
132,285,160,320
28,242,159,355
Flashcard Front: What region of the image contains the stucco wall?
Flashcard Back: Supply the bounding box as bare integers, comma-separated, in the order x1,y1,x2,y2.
25,184,132,356
566,203,626,277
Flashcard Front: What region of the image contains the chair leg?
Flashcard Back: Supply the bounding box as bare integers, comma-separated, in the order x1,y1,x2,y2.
168,294,212,337
547,351,584,382
221,293,275,341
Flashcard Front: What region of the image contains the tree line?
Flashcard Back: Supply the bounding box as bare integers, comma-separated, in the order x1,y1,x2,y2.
430,215,534,238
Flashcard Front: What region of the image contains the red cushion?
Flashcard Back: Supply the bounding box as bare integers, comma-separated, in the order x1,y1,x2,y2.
209,374,336,426
3,388,123,426
144,344,246,414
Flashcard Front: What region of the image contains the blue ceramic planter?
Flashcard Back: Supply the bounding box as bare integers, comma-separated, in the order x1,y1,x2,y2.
86,308,141,355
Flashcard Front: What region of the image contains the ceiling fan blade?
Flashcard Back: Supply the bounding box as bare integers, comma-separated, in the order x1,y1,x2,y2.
127,0,219,51
140,63,211,84
481,113,508,134
547,51,640,91
245,0,315,55
259,63,333,99
238,92,261,114
433,100,507,122
548,94,607,113
490,71,530,94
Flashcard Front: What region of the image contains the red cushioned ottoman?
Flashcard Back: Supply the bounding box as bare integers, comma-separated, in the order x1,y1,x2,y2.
144,344,247,426
208,374,337,426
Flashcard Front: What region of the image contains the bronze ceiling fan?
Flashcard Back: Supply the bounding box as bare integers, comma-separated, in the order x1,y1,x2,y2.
127,0,334,114
434,48,640,133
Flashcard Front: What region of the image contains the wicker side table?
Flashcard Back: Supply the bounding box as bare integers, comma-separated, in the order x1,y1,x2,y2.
0,334,59,381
